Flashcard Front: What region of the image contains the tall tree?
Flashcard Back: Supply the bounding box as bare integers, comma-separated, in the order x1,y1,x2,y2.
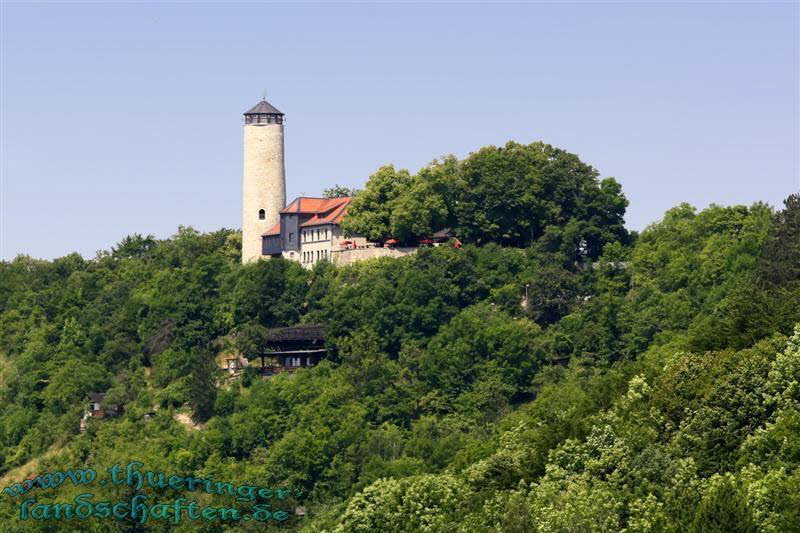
454,141,628,257
340,165,414,241
323,184,360,198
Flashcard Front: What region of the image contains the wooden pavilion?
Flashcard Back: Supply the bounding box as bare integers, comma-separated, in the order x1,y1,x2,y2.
256,325,327,376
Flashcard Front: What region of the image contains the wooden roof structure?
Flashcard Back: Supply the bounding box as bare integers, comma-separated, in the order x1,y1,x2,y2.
244,98,284,116
264,325,326,342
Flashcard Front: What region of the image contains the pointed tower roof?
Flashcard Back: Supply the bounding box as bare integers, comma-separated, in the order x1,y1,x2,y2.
244,98,284,115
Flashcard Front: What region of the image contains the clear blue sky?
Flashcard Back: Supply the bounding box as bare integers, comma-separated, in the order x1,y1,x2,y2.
1,2,797,260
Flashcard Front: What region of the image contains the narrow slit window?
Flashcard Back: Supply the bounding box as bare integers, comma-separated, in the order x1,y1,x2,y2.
258,209,265,220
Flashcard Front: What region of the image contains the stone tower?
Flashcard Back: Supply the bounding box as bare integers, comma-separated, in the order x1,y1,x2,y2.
242,98,286,263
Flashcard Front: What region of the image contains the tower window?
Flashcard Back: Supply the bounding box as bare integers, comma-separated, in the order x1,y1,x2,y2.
258,209,265,220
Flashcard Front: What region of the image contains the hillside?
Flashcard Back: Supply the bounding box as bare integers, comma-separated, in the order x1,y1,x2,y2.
0,145,798,531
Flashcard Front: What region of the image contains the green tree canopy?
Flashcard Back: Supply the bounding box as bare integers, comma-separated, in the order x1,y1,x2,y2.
341,142,629,258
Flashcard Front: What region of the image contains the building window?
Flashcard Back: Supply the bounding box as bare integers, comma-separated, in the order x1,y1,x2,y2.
258,209,265,220
289,233,294,242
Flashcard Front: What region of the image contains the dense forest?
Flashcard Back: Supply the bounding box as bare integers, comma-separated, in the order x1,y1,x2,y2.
1,142,799,532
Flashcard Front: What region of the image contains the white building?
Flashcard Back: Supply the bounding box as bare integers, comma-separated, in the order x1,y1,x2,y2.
261,196,369,268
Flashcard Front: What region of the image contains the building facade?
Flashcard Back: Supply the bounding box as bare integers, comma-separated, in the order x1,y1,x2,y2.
261,196,369,268
241,98,431,268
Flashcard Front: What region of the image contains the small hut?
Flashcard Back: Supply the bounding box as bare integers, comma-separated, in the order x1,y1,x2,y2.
80,392,122,432
432,228,455,245
87,392,121,418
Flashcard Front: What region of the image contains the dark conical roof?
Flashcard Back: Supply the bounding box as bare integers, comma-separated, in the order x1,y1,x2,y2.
244,98,284,115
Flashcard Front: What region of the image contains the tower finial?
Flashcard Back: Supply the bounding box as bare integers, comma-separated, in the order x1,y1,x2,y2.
261,88,267,100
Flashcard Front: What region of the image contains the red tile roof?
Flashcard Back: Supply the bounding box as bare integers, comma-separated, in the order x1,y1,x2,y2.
261,197,352,236
262,222,281,236
300,199,351,227
281,197,350,214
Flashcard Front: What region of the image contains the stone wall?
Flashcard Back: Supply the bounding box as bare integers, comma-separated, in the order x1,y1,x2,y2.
242,123,285,263
331,246,418,266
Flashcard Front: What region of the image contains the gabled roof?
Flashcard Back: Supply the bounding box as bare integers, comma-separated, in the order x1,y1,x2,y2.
261,197,353,236
300,199,350,227
244,99,284,115
280,196,350,214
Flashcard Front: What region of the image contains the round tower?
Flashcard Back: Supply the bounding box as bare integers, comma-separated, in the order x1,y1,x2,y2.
242,98,286,263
